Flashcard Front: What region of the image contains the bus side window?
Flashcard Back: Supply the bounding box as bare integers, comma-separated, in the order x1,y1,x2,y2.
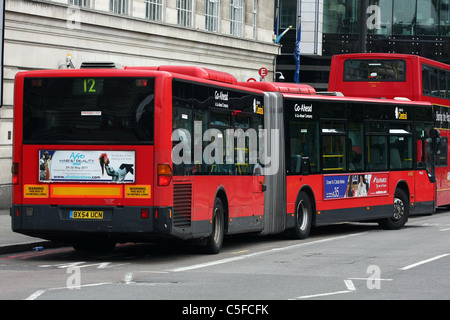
366,135,388,171
422,65,430,95
347,104,364,172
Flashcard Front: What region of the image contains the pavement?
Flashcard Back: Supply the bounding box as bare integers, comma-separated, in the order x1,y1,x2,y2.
0,209,62,255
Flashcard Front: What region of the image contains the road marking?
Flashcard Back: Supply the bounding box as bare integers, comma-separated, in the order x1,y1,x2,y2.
344,279,356,291
170,232,366,272
123,271,169,285
296,290,351,299
25,282,113,300
399,253,450,271
297,279,356,299
439,227,450,232
123,272,134,284
232,250,249,254
25,290,46,300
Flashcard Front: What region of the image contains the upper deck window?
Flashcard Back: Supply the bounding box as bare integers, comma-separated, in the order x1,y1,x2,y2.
23,77,155,144
344,59,406,82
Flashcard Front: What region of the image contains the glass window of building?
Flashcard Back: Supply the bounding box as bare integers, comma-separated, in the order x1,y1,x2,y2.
441,0,450,35
366,0,439,36
110,0,129,15
146,0,163,21
392,0,416,35
252,0,258,39
69,0,90,6
206,0,220,32
230,0,244,36
177,0,193,27
323,0,360,34
279,0,296,29
416,0,438,35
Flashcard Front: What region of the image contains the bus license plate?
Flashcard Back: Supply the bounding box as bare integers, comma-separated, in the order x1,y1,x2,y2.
70,210,104,220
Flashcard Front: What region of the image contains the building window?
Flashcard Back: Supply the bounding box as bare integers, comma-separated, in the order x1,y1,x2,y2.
205,0,220,32
177,0,193,27
230,0,244,36
69,0,90,6
146,0,163,21
279,0,296,30
110,0,129,15
323,0,360,34
252,0,258,39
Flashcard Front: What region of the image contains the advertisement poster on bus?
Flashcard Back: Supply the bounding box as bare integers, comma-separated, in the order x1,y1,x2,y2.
324,173,388,200
39,150,135,183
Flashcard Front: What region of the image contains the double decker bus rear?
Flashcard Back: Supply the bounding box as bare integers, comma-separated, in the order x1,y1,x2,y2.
11,69,170,251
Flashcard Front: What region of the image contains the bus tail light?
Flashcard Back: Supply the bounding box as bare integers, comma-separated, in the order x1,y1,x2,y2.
141,208,150,219
12,162,19,185
157,164,172,186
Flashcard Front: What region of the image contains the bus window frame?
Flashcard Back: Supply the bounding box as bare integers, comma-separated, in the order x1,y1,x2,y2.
343,59,407,82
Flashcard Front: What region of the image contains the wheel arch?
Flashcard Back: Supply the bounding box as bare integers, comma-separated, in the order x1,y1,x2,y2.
395,180,410,203
296,185,317,227
214,187,229,234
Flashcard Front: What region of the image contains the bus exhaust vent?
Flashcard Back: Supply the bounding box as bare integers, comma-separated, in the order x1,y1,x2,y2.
80,62,123,69
173,183,192,228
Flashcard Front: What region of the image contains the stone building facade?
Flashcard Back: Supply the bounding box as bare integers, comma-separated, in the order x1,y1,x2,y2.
0,0,279,207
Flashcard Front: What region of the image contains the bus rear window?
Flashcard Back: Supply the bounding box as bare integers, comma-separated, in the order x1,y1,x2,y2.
344,59,406,82
23,77,155,144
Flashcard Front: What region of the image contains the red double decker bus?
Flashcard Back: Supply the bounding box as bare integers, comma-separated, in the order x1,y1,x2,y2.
328,53,450,207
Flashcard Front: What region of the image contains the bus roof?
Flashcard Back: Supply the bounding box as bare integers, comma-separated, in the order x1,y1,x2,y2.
238,81,316,94
331,52,450,70
125,65,237,84
283,91,433,106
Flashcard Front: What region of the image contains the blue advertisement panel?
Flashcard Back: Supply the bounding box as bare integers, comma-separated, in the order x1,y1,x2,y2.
324,173,389,200
324,175,350,199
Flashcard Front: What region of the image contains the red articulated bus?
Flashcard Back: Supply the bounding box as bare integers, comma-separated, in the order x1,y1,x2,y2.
11,63,436,253
328,53,450,207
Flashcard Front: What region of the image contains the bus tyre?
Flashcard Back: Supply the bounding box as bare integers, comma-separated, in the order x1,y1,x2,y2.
379,189,409,230
204,198,225,254
291,192,313,239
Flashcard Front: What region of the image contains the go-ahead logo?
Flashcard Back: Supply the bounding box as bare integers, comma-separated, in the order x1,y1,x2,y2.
294,103,313,112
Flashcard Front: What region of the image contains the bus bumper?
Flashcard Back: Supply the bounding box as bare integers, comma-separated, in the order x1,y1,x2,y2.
10,205,173,243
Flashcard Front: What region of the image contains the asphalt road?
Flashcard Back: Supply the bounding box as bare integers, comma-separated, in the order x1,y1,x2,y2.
1,209,450,304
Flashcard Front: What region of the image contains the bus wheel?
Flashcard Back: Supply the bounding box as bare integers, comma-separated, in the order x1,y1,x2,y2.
379,189,409,230
291,191,313,239
204,198,225,254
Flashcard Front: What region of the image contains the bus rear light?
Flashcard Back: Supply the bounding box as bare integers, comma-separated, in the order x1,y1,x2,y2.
157,164,172,186
11,162,19,185
141,208,150,219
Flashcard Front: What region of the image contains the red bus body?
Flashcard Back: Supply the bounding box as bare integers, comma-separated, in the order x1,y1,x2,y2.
239,81,436,228
328,53,450,207
11,63,437,253
11,67,265,252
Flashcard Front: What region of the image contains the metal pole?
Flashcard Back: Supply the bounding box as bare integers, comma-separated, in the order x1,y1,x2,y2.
360,0,368,53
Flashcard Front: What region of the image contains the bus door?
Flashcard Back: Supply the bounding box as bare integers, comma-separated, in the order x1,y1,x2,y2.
431,128,450,207
415,125,437,210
